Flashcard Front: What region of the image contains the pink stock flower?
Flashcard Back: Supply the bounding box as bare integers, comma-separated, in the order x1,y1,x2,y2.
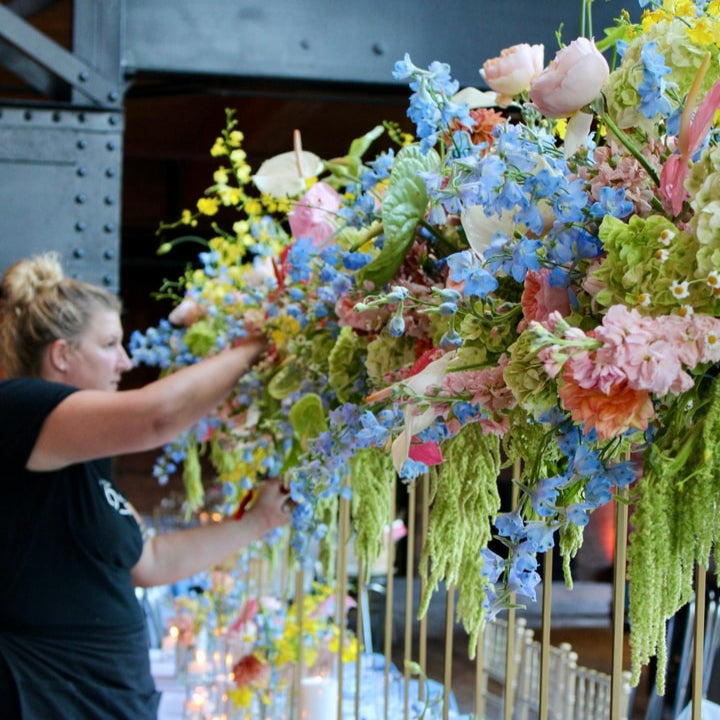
288,181,342,245
519,268,571,331
529,37,609,118
480,43,544,107
687,314,720,364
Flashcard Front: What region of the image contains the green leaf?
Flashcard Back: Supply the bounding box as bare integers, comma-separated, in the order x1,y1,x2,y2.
346,125,385,173
323,125,385,181
328,326,368,403
267,360,303,400
288,393,328,449
357,144,439,288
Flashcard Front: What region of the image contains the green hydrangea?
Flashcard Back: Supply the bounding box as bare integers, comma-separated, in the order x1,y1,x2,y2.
604,18,720,136
688,144,720,284
593,214,715,315
503,330,559,418
364,332,417,386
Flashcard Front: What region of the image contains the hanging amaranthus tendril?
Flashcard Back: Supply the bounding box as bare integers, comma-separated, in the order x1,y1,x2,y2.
182,434,204,518
418,422,501,654
627,376,720,691
349,447,394,582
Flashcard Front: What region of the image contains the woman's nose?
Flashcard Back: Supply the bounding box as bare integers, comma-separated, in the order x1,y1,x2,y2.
118,346,133,372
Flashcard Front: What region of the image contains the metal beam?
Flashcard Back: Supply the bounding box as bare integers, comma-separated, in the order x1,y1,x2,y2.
0,4,121,107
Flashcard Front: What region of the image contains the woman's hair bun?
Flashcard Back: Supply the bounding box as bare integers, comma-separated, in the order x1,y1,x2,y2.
1,252,64,310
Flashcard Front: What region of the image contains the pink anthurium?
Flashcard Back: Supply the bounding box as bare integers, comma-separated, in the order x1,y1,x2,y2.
408,440,444,465
660,53,720,216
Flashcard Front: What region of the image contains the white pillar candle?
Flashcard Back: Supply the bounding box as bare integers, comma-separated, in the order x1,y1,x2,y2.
299,675,338,720
187,649,211,678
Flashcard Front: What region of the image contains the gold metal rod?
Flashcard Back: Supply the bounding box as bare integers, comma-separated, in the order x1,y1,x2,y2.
692,565,707,720
610,489,629,719
475,629,486,720
444,583,455,720
291,567,305,720
383,476,397,720
538,549,553,720
504,462,521,720
337,495,351,720
355,560,365,720
404,482,417,720
419,473,430,703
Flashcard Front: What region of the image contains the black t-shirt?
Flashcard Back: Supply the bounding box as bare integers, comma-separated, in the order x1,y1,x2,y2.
0,377,160,719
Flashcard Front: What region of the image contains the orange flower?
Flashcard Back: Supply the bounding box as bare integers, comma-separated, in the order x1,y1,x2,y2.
448,108,506,148
558,371,654,442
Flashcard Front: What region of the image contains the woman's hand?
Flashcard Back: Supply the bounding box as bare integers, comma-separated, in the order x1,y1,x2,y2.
244,477,296,532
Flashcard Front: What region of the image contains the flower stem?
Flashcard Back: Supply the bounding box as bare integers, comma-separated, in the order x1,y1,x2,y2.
600,111,660,187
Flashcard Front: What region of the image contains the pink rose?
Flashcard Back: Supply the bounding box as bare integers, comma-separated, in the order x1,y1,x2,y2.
529,37,609,118
288,181,342,245
480,43,544,107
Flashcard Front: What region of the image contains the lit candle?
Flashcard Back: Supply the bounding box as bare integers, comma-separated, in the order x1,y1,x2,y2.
186,649,211,678
184,685,210,718
299,676,338,720
161,625,178,656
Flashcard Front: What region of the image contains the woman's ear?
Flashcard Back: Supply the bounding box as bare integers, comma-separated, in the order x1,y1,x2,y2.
47,338,71,373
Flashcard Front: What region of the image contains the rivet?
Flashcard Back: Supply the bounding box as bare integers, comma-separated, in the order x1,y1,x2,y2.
103,223,115,233
104,249,115,260
76,167,87,177
300,39,310,50
72,247,85,259
74,221,86,232
75,193,87,204
104,195,115,205
105,167,116,177
78,71,88,82
106,141,116,151
76,139,87,150
102,275,113,286
107,91,119,103
372,43,385,56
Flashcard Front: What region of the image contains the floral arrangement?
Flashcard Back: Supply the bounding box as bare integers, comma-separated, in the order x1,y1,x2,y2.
130,0,720,691
226,584,357,709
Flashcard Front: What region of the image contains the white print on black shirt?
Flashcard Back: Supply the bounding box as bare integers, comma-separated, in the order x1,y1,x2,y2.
99,479,133,516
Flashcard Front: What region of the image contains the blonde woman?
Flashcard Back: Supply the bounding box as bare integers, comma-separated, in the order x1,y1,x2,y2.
0,252,292,719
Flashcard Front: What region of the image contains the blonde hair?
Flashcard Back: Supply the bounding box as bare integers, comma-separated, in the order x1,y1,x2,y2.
0,252,122,378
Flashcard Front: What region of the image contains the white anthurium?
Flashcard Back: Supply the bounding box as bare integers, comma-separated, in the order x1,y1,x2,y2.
387,350,456,473
563,110,594,158
461,205,516,255
252,129,324,198
391,406,437,474
451,86,499,109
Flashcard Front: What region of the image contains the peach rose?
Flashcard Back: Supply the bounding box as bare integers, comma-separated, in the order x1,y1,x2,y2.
558,372,654,442
480,44,544,107
529,37,609,118
519,268,571,331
